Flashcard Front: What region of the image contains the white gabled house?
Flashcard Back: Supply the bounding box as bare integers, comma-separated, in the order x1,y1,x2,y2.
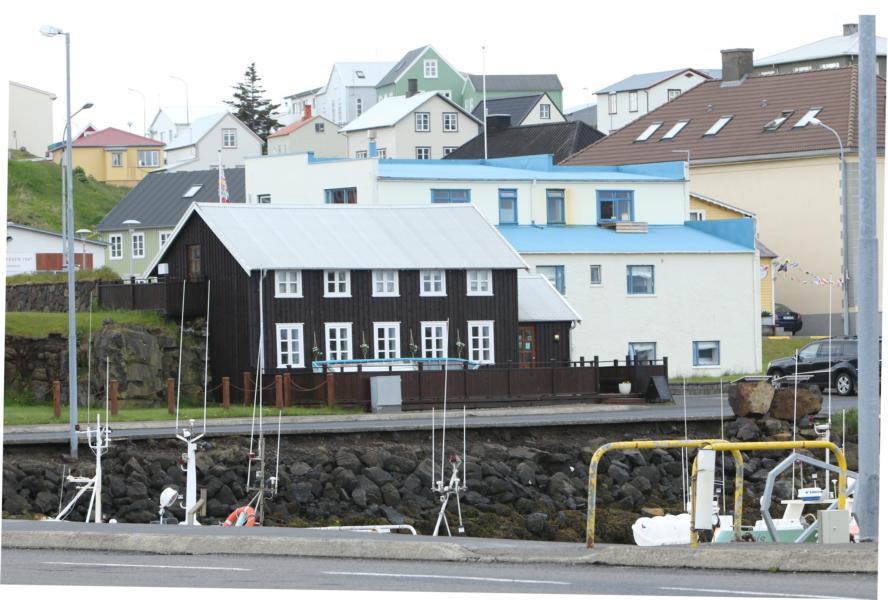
161,112,263,171
244,152,761,376
313,62,396,126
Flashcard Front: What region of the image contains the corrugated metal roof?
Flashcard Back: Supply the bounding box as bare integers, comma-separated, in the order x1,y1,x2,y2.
377,46,428,87
158,204,528,273
564,67,886,167
379,155,685,182
517,275,582,323
340,92,479,132
7,222,108,246
65,127,163,148
332,62,397,87
755,32,886,66
595,69,719,94
97,168,245,231
466,74,563,92
165,113,228,150
498,223,754,254
444,122,604,164
470,94,543,124
284,87,323,100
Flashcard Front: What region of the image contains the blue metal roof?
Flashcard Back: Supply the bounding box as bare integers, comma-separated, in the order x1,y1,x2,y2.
375,155,686,182
498,220,755,254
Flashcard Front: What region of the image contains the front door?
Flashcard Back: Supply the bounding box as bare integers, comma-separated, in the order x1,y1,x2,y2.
518,325,536,367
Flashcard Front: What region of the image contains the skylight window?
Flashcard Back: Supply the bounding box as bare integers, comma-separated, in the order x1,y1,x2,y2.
793,107,822,128
661,120,690,140
704,115,733,136
763,110,795,132
183,184,202,198
355,70,365,78
635,122,663,142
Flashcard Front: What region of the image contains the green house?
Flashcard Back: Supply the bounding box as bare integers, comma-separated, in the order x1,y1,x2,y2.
376,45,468,107
461,74,564,113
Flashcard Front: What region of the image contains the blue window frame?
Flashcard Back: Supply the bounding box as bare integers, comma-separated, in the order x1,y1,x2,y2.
431,189,471,204
693,341,720,366
498,189,518,224
325,187,357,204
546,189,565,224
627,265,654,295
537,265,565,294
597,190,634,223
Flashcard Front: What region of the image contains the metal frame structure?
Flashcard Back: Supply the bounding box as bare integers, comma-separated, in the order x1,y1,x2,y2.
53,414,111,522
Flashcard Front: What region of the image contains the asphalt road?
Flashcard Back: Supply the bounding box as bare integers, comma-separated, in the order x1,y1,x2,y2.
2,394,860,445
0,547,875,597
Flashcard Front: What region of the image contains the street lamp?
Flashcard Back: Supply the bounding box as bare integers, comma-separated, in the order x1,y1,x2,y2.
169,75,190,126
41,23,80,458
128,88,147,136
122,219,141,282
810,117,849,336
59,102,93,263
75,229,91,271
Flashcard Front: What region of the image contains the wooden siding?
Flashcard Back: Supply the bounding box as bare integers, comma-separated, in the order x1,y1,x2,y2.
525,321,572,364
258,269,520,373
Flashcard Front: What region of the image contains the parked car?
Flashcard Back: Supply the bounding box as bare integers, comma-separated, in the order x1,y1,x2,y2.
766,337,858,396
774,303,803,335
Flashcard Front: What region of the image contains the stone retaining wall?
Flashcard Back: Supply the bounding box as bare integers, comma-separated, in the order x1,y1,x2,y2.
5,280,120,313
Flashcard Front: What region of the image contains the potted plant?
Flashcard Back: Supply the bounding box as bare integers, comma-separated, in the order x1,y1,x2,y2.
618,380,632,394
761,310,774,326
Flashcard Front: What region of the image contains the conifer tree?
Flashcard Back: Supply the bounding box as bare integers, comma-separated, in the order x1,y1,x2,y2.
225,63,281,149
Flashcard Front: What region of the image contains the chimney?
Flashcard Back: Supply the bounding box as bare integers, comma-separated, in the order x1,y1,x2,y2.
407,79,418,97
486,114,511,134
303,104,312,120
844,23,859,36
720,48,754,86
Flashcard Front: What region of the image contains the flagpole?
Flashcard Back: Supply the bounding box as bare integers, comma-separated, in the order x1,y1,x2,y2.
482,45,488,161
218,149,223,203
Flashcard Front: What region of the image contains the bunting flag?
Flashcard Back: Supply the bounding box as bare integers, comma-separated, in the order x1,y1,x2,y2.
218,151,230,204
760,264,769,279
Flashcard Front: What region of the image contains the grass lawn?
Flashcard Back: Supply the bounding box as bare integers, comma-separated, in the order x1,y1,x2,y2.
7,159,129,233
7,266,120,285
6,310,175,338
3,403,362,426
672,336,823,383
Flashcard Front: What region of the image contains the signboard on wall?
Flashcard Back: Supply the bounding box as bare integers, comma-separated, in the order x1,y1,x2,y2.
6,253,36,275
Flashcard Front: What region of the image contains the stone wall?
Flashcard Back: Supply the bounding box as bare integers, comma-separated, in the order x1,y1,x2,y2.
5,320,208,403
1,419,858,542
5,280,119,313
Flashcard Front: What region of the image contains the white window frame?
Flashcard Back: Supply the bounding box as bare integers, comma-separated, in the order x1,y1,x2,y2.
628,342,657,363
793,107,823,128
443,112,458,132
276,323,305,368
704,115,733,136
275,270,303,298
635,122,663,142
159,230,173,248
467,320,495,364
325,322,353,361
111,152,123,167
257,194,271,204
415,112,431,132
689,210,705,221
131,232,145,259
222,128,237,148
466,269,493,296
377,148,387,158
372,270,399,297
443,146,457,156
355,150,368,159
590,264,602,286
667,89,681,101
608,93,617,114
421,321,448,359
138,150,159,167
540,103,551,119
420,270,446,296
373,322,401,359
693,340,721,367
628,92,638,113
183,184,203,198
324,270,351,297
661,119,689,140
415,146,431,160
109,234,123,260
424,59,438,78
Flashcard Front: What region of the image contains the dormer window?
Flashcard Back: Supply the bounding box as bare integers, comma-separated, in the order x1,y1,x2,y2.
183,184,202,198
661,120,689,140
793,107,822,128
597,190,634,224
635,122,662,142
704,115,733,136
763,111,795,132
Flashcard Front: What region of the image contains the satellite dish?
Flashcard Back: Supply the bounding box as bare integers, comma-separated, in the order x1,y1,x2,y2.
160,487,179,508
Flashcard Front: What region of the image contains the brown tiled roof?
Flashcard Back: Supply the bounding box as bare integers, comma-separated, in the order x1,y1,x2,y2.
562,67,885,166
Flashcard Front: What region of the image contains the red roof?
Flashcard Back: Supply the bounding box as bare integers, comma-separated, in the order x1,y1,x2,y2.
267,115,319,139
72,127,163,148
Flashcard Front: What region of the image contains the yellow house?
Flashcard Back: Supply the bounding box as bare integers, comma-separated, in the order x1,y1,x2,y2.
690,192,778,316
50,127,164,187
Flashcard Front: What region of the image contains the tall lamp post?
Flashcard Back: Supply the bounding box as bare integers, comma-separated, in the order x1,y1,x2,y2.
122,220,141,281
59,102,93,266
75,229,91,271
41,23,80,458
810,117,849,336
169,75,190,126
128,88,147,136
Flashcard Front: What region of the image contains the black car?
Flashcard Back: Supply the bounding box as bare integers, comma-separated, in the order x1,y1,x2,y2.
766,337,857,396
774,303,803,335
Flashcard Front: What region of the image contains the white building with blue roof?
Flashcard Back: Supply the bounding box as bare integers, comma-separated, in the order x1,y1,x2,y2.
244,152,761,376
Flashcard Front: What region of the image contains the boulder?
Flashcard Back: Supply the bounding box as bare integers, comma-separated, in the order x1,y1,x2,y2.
728,380,774,417
526,512,549,535
769,386,823,421
641,506,665,517
607,463,630,485
736,421,762,441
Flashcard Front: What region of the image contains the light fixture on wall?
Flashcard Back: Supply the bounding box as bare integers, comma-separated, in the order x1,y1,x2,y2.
553,333,561,343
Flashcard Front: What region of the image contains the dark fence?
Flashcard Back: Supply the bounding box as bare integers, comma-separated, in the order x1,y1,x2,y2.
97,279,207,318
241,357,668,411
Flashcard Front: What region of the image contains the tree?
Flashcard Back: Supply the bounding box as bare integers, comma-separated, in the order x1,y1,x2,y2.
224,63,281,149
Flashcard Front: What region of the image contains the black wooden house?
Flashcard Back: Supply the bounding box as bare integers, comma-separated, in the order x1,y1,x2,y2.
148,203,579,386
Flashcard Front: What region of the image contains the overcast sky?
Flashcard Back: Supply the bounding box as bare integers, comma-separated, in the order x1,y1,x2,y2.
1,0,885,141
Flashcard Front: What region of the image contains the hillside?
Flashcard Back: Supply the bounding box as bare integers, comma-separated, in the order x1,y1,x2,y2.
6,158,130,232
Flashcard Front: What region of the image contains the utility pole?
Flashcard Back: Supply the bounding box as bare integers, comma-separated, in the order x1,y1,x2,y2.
854,14,879,542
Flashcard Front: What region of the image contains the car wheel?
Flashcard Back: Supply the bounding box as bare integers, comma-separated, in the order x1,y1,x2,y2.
835,372,854,396
770,369,784,382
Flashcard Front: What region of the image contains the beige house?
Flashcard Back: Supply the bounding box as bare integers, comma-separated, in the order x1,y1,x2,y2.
266,106,346,157
339,90,480,159
564,52,885,335
9,81,56,156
